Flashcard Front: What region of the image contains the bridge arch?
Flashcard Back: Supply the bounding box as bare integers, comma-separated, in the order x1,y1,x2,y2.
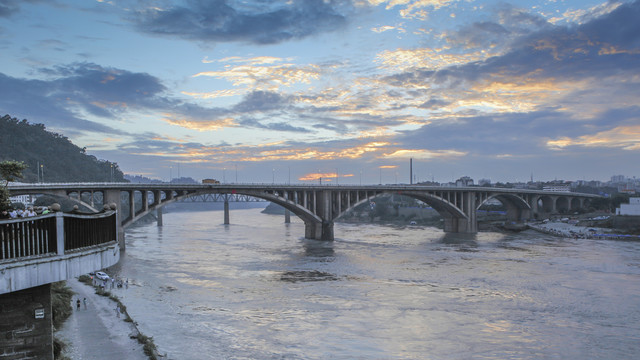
477,194,531,221
120,188,326,239
570,197,582,211
556,197,569,213
536,195,555,213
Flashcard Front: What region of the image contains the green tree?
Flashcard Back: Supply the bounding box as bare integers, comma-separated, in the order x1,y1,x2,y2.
0,160,28,211
0,114,126,183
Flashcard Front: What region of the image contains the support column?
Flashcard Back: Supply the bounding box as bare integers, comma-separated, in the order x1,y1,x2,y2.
142,191,149,212
224,194,230,225
156,207,163,227
305,221,320,239
463,191,477,233
128,190,135,222
284,209,290,223
104,189,124,250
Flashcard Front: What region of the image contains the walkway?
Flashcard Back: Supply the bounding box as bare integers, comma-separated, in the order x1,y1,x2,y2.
55,278,148,360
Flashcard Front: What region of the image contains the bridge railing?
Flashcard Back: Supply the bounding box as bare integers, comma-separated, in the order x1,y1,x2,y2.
0,216,56,260
0,211,117,262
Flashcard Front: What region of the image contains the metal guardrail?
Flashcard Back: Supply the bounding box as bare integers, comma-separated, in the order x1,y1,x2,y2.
0,211,117,262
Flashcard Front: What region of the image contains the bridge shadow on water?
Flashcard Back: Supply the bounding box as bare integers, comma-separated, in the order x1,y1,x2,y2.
278,239,338,283
301,239,336,259
434,232,479,252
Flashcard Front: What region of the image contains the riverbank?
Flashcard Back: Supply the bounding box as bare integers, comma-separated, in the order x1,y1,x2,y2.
527,221,640,240
55,278,159,360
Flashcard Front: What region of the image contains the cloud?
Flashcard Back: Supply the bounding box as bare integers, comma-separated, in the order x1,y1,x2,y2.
364,0,458,19
0,71,128,135
192,56,323,92
163,116,236,132
133,0,350,45
233,91,290,113
547,124,640,151
377,0,640,123
0,0,43,18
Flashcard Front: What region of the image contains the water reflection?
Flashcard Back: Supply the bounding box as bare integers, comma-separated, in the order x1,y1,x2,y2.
436,232,478,251
279,270,339,283
302,239,335,259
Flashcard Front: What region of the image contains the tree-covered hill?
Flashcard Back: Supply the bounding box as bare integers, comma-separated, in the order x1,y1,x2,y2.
0,114,125,183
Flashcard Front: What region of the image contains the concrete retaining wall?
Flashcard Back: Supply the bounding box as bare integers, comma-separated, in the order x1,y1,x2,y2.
0,284,52,360
0,242,120,294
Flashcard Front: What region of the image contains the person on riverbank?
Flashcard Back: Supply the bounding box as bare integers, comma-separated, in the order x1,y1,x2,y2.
76,298,81,310
83,297,87,309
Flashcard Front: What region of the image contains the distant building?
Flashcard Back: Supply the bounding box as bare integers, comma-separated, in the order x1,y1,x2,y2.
513,182,527,189
618,185,637,195
617,197,640,215
478,178,491,186
611,175,626,183
455,176,474,187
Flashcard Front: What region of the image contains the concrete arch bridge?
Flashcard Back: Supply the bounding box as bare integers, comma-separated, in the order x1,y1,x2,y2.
9,183,599,243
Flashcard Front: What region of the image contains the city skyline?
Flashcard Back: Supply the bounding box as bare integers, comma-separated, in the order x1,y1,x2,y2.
1,0,639,184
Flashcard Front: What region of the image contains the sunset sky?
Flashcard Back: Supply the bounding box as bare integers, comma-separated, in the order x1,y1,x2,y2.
1,0,639,184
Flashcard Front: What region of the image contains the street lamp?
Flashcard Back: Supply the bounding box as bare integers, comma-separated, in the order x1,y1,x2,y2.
110,164,114,182
40,164,44,183
272,168,275,184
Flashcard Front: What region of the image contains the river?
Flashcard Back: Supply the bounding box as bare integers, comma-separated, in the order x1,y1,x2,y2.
109,205,640,359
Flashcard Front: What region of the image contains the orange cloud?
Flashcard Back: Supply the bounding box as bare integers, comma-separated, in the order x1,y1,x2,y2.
299,172,338,181
163,116,236,131
383,149,467,159
547,126,640,150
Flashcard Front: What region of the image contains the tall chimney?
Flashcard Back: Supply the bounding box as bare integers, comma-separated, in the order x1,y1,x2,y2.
410,158,413,185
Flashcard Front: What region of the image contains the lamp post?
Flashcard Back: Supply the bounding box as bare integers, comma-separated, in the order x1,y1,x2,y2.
40,164,44,183
110,164,114,182
223,168,226,183
272,168,275,184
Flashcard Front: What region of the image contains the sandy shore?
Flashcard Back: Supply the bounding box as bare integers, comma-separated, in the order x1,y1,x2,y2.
55,278,149,360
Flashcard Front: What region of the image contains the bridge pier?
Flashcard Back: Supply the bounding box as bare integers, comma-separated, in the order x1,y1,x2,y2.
224,195,230,225
304,221,334,240
156,207,163,226
285,209,290,223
